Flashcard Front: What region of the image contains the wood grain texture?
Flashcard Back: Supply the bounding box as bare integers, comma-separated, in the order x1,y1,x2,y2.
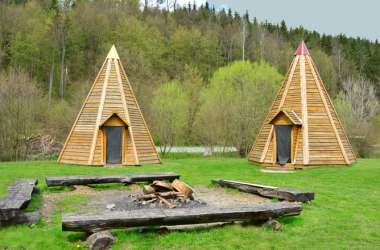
45,172,180,187
0,179,38,220
87,230,115,250
0,211,40,226
62,202,302,232
212,179,314,202
89,59,112,165
299,55,310,165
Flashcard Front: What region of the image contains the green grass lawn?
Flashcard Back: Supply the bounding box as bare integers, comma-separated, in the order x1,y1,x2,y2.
0,158,379,249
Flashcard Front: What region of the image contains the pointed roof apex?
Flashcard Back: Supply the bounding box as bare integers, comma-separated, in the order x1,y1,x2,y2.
106,45,120,60
295,40,310,56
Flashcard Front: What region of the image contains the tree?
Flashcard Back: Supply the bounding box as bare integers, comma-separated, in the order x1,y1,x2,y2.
340,76,379,129
196,61,283,156
239,18,249,60
0,69,43,161
151,81,189,154
338,76,379,157
311,49,338,97
179,65,204,144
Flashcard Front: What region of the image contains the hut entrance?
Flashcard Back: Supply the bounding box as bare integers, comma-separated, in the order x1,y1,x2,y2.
268,109,303,166
105,126,123,164
100,113,130,165
275,125,292,164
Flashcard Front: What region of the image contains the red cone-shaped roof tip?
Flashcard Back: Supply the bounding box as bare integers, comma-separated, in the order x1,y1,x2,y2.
295,40,310,56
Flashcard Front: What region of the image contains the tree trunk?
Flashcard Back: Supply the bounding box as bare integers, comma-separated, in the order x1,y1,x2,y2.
49,57,54,106
60,34,66,101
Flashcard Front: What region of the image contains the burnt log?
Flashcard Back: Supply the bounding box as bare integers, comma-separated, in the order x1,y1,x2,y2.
87,230,115,250
212,179,314,202
0,179,38,220
62,202,302,232
46,172,180,187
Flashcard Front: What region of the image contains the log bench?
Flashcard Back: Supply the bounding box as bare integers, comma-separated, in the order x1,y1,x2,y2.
46,172,180,187
62,202,302,232
212,179,314,202
0,179,40,225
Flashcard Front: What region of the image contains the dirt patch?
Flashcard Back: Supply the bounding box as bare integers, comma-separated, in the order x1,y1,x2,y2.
40,184,270,220
194,185,269,206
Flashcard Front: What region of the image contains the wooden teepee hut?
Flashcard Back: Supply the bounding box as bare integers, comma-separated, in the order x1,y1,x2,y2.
58,45,160,166
248,41,356,167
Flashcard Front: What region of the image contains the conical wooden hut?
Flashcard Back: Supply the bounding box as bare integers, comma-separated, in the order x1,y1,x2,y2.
248,41,356,167
58,45,160,166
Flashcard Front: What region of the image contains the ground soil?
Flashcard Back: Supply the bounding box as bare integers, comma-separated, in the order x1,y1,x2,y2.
40,184,270,220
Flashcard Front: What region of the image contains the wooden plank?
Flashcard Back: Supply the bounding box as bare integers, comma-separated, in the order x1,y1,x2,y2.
45,172,180,187
58,59,107,162
292,127,301,165
0,211,40,226
260,126,274,162
88,59,112,165
306,57,350,164
254,57,299,163
118,61,161,164
299,55,309,165
212,179,314,202
62,202,302,232
114,60,139,165
0,179,38,220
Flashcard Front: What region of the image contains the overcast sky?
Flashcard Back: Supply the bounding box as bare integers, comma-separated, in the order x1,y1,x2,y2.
176,0,380,41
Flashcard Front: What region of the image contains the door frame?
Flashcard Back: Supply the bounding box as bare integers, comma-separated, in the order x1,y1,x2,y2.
100,114,128,165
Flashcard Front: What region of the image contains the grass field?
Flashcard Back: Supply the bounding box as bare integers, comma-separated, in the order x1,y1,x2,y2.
0,158,379,249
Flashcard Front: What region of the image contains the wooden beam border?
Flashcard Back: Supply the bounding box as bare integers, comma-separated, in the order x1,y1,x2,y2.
300,55,309,165
88,59,112,165
114,60,139,165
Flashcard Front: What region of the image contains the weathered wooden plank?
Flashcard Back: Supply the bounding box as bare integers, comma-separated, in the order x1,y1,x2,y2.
0,179,38,220
212,179,314,202
62,202,302,232
0,211,40,226
46,172,180,187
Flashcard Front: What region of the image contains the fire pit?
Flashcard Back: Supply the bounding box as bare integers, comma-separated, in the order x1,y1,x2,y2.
110,179,207,211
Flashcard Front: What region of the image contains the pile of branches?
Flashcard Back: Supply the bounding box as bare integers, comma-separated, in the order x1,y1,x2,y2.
26,134,61,154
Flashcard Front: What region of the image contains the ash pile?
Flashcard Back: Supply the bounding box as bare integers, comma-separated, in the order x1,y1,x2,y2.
111,179,206,211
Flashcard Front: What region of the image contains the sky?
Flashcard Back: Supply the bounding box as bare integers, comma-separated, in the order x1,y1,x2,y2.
176,0,380,41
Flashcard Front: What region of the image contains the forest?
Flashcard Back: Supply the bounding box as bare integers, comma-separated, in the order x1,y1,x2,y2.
0,0,379,161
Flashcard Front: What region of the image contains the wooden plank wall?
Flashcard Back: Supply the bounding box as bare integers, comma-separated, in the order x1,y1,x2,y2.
59,60,108,165
260,63,302,164
118,61,160,164
248,58,297,163
308,59,356,164
304,61,346,165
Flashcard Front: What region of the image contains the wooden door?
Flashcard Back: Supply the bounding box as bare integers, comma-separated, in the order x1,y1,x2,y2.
275,125,292,164
105,126,123,164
